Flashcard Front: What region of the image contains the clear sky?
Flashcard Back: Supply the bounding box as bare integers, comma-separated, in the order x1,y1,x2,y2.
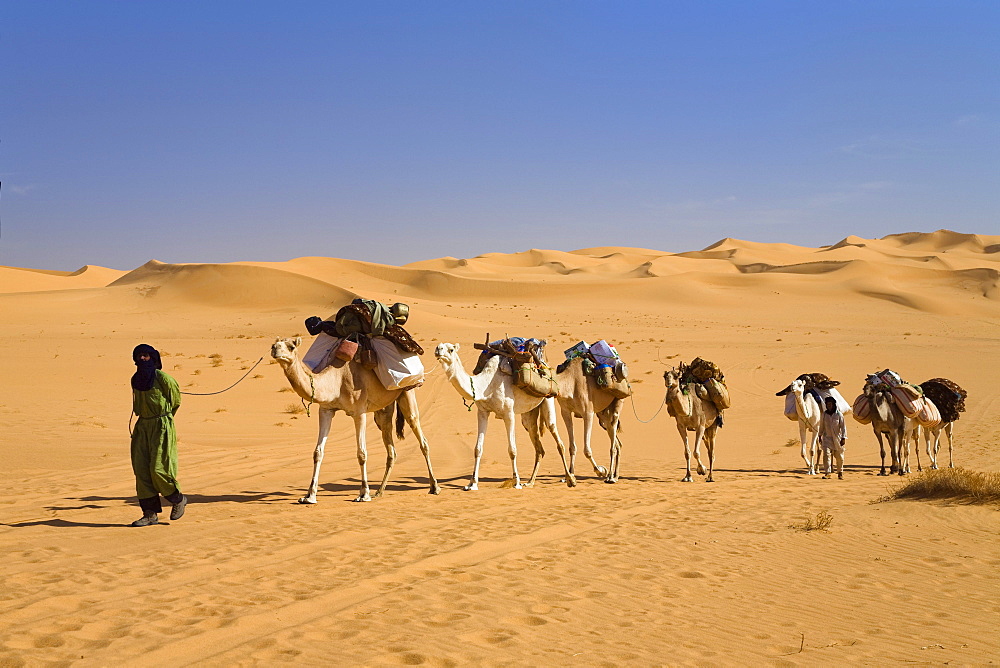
2,1,998,271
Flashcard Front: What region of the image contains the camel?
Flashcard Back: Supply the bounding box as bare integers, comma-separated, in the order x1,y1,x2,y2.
776,378,823,475
863,382,907,476
663,368,719,482
554,357,623,483
270,337,440,503
434,342,576,490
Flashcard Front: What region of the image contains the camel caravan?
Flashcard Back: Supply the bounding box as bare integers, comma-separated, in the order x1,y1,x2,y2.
270,298,967,502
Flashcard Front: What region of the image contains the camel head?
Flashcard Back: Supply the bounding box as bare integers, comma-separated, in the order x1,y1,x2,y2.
271,337,302,365
663,367,680,389
434,342,460,369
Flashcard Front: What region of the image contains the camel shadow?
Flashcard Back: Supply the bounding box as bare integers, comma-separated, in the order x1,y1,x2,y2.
69,492,298,505
1,518,127,529
710,464,886,478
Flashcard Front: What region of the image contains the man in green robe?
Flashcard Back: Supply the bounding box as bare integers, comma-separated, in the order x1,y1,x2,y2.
130,344,187,527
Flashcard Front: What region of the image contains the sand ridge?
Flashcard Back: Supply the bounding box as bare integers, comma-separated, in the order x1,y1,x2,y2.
1,229,998,665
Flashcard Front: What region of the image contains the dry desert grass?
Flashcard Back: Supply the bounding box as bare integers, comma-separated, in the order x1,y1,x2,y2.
880,467,1000,505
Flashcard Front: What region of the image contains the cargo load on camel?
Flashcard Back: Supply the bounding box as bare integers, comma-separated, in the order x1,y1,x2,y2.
918,378,967,424
855,369,942,429
301,299,424,390
473,335,557,398
681,357,730,412
557,340,631,399
776,373,850,421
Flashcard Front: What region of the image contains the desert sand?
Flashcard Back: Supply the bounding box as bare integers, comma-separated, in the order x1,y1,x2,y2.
1,229,998,666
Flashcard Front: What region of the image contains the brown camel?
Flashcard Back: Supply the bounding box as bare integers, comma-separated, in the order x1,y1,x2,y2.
554,357,625,483
664,368,719,482
863,382,907,476
271,337,440,503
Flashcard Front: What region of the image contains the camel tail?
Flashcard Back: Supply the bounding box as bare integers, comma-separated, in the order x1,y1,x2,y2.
395,401,407,440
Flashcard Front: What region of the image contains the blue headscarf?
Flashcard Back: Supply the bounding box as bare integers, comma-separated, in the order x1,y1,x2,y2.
131,344,162,391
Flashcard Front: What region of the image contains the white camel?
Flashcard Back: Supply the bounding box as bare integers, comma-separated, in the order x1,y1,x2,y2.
777,378,823,475
271,337,440,503
664,368,719,482
554,357,623,483
434,342,576,490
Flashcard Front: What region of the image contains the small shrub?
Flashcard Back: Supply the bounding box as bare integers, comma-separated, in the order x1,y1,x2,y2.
785,438,799,448
285,403,305,415
791,510,833,532
877,468,1000,505
209,354,223,367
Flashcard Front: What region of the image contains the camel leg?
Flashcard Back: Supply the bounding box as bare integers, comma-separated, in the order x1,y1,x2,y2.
679,424,693,482
581,409,608,479
397,390,441,494
502,412,523,489
521,408,546,488
925,426,937,470
372,405,396,499
605,412,622,484
692,427,708,478
799,421,815,475
925,427,937,470
465,409,489,491
560,405,578,477
875,430,888,476
945,422,955,468
299,407,334,504
353,412,372,502
703,427,717,483
890,427,910,476
913,426,923,472
541,398,575,488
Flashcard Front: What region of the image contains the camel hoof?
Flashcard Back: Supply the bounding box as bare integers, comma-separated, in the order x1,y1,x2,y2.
352,494,372,503
429,485,442,495
297,496,317,505
463,484,479,491
696,465,706,475
513,483,523,490
706,478,715,483
595,466,609,479
682,476,692,482
604,478,617,484
931,464,938,470
565,476,577,488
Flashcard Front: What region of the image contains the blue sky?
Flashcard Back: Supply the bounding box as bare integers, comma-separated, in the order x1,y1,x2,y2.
2,1,998,270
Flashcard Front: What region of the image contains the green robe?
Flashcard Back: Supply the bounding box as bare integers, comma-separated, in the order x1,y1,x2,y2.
131,369,181,499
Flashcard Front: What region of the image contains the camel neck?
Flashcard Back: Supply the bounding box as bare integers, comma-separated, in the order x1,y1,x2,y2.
281,357,319,402
666,383,692,417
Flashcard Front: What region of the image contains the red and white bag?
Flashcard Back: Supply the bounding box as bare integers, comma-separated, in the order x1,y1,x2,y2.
915,397,942,428
852,394,873,424
890,384,923,418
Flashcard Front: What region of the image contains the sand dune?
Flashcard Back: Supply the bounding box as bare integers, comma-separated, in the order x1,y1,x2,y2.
1,229,999,665
0,264,125,294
